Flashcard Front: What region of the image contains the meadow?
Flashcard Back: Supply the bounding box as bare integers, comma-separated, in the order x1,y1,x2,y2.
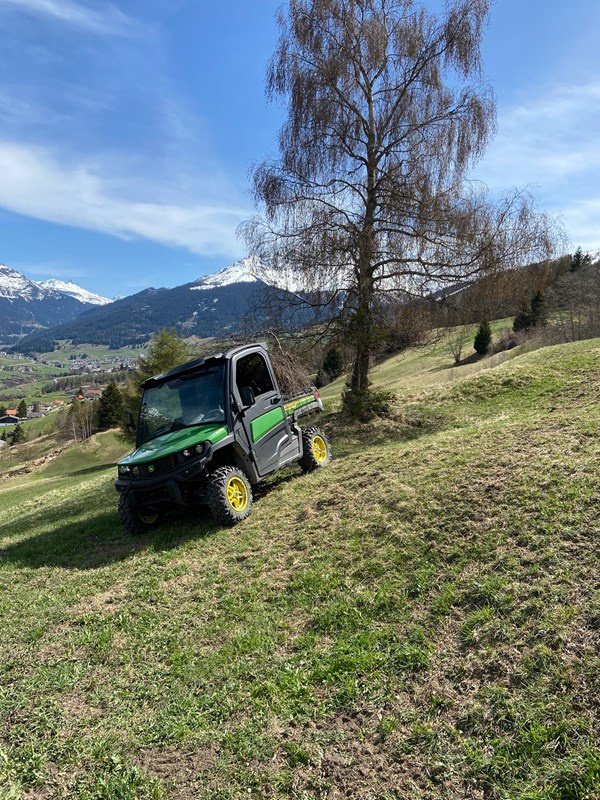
0,337,598,799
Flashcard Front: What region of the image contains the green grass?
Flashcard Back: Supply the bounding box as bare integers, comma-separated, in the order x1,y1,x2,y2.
319,318,527,401
1,339,599,799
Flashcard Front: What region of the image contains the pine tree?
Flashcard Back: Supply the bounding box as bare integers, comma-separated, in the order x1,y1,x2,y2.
136,329,190,382
0,405,6,417
11,424,26,445
474,321,492,355
323,348,342,378
121,330,190,440
513,290,547,332
17,400,28,419
98,383,124,431
316,347,343,387
529,290,547,327
571,247,591,272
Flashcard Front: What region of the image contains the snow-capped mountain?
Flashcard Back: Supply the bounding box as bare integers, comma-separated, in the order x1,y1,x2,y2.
191,256,316,295
0,265,47,301
586,249,600,264
36,279,111,306
0,265,111,305
0,263,112,343
191,258,261,290
12,257,321,353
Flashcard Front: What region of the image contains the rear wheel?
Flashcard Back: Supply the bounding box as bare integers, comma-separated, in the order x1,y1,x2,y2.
206,465,253,526
299,427,332,472
118,493,161,536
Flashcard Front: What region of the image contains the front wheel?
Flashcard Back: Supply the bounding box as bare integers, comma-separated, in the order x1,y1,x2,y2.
299,427,332,472
118,493,161,536
206,466,253,526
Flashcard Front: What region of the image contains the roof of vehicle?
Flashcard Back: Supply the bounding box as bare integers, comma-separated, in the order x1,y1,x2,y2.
141,342,268,389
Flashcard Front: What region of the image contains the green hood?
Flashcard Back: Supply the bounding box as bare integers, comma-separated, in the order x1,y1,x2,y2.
118,424,229,466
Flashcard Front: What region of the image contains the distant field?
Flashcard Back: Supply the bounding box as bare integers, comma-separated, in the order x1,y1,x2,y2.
36,340,144,362
0,338,598,799
0,339,142,407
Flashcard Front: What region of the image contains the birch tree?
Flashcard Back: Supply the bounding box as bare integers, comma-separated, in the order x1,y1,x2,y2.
244,0,555,413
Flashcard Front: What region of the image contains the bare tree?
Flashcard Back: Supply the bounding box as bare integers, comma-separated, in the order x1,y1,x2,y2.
65,399,98,443
548,262,600,343
447,325,471,365
243,0,555,413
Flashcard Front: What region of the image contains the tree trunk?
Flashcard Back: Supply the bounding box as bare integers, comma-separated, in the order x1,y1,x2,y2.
350,291,374,394
349,81,377,399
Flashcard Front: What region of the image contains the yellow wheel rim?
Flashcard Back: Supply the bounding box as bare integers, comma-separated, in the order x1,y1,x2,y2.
311,434,328,463
226,476,249,512
139,511,158,525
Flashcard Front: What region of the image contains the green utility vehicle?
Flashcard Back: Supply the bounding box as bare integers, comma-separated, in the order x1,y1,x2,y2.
115,343,331,533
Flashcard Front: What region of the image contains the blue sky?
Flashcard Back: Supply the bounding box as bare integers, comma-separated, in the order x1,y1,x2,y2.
0,0,599,298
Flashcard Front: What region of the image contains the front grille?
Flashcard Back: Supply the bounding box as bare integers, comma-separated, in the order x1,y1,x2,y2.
150,454,178,475
133,454,178,479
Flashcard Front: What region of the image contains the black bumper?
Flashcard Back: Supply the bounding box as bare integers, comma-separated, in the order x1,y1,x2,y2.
115,445,213,505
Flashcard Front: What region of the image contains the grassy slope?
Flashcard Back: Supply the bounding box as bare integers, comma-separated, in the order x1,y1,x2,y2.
0,342,599,799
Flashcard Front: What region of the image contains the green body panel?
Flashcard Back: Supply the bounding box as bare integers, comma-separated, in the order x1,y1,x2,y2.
118,424,229,466
283,394,315,415
250,407,285,443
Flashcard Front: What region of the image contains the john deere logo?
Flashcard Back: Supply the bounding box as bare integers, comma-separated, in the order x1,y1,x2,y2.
147,465,155,474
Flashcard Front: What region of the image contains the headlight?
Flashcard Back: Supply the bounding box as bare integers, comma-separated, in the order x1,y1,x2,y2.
182,442,206,459
118,465,131,475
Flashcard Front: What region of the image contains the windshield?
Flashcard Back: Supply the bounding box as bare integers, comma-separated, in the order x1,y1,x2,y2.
137,364,226,445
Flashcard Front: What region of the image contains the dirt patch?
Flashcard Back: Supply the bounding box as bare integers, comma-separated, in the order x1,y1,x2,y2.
136,744,219,797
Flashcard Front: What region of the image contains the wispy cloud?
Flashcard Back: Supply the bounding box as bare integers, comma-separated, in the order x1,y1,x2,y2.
0,141,249,258
18,261,90,280
479,81,600,188
0,0,133,36
477,80,600,250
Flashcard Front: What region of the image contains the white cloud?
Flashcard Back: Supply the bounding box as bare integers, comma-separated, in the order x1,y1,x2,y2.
560,199,600,252
0,0,133,36
476,80,600,251
0,141,249,258
478,80,600,188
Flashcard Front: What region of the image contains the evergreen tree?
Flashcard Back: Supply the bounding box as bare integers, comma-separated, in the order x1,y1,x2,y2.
136,329,190,382
121,330,190,440
98,383,124,431
571,247,591,272
513,290,547,332
17,400,28,419
474,321,492,355
316,347,343,387
529,290,547,327
11,424,26,445
0,405,6,417
322,347,342,378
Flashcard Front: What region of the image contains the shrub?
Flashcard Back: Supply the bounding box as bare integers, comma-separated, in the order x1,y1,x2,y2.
341,387,396,421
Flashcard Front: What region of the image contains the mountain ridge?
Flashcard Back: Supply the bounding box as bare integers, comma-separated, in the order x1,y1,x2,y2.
9,258,316,353
0,264,113,344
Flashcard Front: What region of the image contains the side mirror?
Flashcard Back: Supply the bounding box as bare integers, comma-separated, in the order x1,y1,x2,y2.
240,387,256,408
126,411,137,433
